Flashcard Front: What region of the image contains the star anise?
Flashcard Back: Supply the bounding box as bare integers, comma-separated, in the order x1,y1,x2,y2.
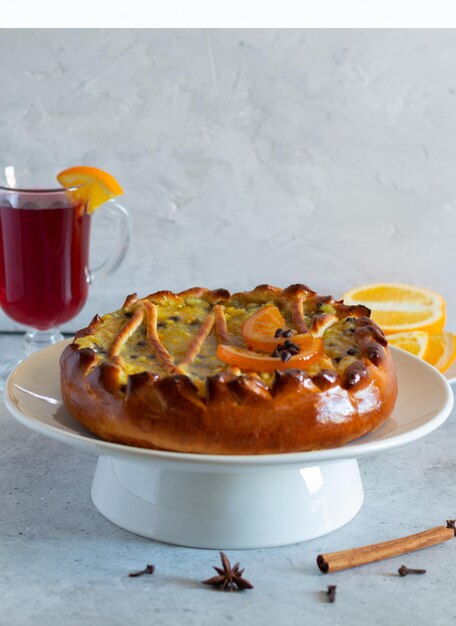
202,551,253,591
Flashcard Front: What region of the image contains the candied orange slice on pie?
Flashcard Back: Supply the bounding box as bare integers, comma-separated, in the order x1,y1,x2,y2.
242,304,311,352
217,339,323,372
57,166,124,214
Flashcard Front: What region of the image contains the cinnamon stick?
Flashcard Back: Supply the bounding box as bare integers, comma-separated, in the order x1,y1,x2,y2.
317,521,456,574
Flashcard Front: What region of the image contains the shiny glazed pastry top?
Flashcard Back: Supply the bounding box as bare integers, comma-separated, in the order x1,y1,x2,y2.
60,284,398,455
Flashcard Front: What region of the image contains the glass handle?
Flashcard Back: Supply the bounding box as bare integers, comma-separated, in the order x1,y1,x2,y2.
89,200,131,282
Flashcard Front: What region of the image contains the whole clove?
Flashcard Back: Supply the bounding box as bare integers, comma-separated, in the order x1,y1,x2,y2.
129,564,155,577
398,565,426,577
326,585,337,603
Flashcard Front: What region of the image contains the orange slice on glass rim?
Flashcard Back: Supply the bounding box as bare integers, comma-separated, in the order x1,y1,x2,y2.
242,304,311,352
57,166,124,214
217,339,323,372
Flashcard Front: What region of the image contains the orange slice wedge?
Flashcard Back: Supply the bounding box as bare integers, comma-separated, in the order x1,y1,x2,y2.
386,331,430,360
57,166,124,214
424,332,456,373
387,330,456,373
342,283,445,335
242,304,311,352
216,339,323,372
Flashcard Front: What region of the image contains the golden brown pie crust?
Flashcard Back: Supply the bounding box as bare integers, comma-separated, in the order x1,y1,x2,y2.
60,284,398,455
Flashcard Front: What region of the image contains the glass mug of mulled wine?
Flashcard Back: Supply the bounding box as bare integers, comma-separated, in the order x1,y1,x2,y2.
0,166,131,378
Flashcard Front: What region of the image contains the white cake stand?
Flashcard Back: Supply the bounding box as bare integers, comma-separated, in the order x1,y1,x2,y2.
5,341,453,549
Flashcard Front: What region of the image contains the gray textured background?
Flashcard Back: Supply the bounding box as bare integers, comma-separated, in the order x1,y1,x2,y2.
0,28,455,331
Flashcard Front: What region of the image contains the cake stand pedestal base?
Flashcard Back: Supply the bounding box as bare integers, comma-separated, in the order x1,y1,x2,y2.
91,455,364,549
7,342,452,549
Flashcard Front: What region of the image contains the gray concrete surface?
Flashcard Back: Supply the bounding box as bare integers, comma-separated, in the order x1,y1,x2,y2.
0,333,455,626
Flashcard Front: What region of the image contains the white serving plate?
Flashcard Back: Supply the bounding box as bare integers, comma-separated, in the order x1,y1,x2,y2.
4,341,454,549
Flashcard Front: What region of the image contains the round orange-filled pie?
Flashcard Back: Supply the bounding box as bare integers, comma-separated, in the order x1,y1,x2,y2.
60,284,398,454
